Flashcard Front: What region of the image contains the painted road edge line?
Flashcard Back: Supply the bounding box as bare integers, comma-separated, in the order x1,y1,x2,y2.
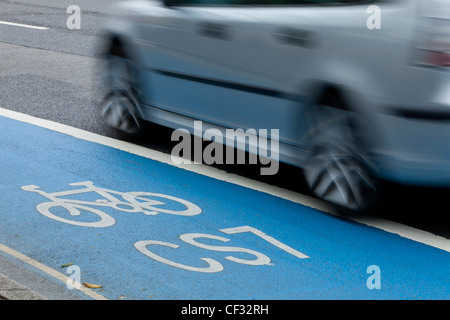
0,107,449,254
0,243,108,300
0,20,49,30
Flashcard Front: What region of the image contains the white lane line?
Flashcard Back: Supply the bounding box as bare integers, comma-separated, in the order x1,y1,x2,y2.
0,243,108,300
0,107,449,254
0,20,48,30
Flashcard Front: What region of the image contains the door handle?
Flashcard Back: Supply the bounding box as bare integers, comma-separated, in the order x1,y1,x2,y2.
197,22,231,40
274,28,317,48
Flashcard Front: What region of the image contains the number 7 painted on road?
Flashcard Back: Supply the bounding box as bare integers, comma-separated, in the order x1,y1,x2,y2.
219,226,309,259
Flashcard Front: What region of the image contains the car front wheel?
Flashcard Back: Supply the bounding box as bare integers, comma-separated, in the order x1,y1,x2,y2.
100,44,143,135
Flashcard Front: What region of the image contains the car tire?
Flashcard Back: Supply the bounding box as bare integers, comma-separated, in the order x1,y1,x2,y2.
100,43,143,136
303,98,379,212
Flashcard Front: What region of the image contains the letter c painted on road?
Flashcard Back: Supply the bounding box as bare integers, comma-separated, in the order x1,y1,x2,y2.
134,240,224,273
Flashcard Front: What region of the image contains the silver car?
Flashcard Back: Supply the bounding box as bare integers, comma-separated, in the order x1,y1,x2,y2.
100,0,450,211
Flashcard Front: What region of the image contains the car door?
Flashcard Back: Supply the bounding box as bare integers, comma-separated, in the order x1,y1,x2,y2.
137,0,308,144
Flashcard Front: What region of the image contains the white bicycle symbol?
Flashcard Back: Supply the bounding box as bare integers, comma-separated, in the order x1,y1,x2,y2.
21,181,202,227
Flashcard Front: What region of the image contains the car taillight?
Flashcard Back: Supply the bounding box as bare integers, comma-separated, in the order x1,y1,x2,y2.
414,1,450,68
427,51,450,68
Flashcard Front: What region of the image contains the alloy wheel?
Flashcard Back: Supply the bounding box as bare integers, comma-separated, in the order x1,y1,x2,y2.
303,105,378,211
101,54,142,135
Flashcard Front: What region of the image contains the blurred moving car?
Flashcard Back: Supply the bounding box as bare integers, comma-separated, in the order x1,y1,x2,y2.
100,0,450,211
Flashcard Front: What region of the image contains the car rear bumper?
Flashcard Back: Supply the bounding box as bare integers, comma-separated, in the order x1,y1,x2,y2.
370,106,450,186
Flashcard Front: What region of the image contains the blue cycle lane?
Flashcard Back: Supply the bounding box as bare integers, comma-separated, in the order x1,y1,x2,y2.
0,112,449,300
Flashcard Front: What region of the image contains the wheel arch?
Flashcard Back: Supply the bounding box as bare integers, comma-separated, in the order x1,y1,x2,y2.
104,34,131,58
304,80,379,144
304,81,360,113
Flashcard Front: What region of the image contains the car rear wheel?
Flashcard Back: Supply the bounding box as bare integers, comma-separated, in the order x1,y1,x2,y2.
303,101,378,212
100,45,143,135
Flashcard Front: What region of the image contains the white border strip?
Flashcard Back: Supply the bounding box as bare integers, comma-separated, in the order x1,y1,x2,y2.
0,20,49,30
0,243,107,300
1,107,449,255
